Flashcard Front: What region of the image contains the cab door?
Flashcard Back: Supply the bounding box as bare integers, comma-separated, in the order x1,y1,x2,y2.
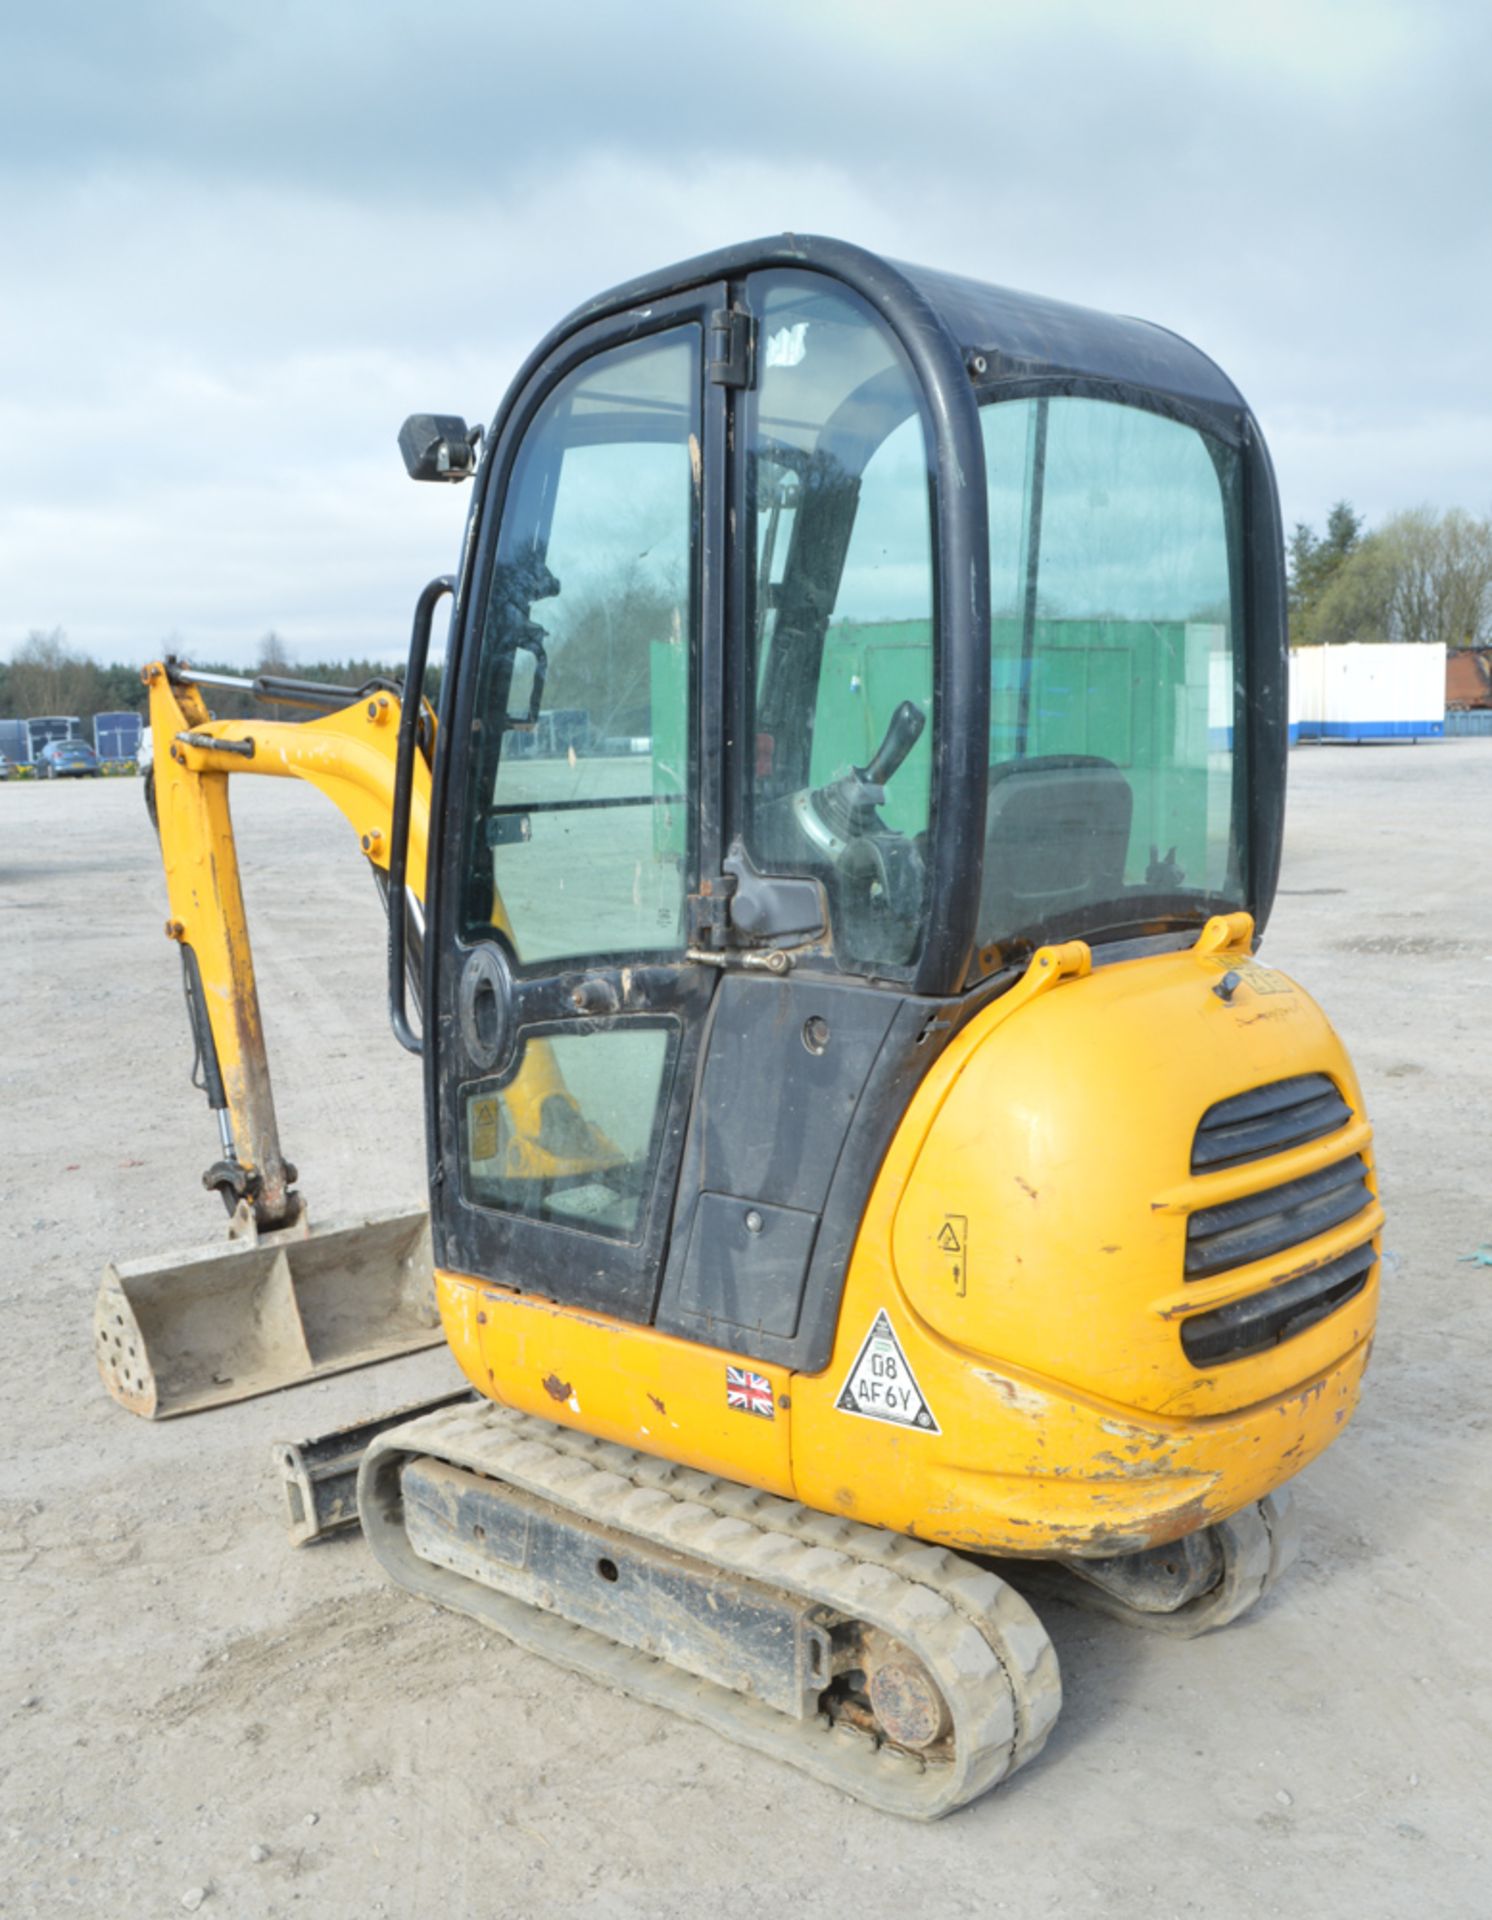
430,290,726,1322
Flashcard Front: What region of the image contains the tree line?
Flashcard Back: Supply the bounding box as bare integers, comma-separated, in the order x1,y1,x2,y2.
1289,503,1492,650
0,628,433,736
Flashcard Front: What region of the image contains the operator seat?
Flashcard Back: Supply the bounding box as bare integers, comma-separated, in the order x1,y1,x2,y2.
978,754,1134,941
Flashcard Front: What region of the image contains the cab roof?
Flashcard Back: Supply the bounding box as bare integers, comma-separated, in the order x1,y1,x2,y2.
544,233,1246,433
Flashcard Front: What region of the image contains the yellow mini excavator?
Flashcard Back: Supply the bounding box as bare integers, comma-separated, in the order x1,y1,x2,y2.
97,237,1382,1817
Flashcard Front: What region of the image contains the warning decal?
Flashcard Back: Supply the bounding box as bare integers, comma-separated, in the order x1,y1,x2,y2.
1200,953,1293,997
835,1311,939,1433
937,1213,968,1296
470,1097,499,1162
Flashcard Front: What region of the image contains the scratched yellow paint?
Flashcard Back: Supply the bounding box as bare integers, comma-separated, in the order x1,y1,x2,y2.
437,1274,797,1496
789,921,1380,1553
443,921,1379,1560
889,926,1379,1419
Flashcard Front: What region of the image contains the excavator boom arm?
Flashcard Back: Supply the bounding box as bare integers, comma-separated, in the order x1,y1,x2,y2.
145,660,432,1229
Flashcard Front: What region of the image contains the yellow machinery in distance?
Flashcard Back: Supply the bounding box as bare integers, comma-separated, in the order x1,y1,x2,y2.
97,236,1383,1817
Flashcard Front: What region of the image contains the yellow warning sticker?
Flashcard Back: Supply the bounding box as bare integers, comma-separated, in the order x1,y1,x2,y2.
937,1214,968,1296
1233,959,1293,996
470,1097,499,1162
1200,954,1294,996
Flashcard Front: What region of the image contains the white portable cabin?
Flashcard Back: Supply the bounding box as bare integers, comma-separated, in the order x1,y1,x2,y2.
1289,643,1445,743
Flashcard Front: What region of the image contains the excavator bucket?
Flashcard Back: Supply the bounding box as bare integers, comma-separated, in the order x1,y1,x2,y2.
93,1207,443,1419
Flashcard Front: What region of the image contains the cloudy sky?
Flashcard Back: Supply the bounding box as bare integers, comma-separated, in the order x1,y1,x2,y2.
2,0,1488,667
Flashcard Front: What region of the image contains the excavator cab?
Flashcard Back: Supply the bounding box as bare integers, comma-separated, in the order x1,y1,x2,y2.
410,240,1291,1360
102,239,1380,1817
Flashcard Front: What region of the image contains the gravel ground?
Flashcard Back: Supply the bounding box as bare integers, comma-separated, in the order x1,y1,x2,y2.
2,745,1488,1919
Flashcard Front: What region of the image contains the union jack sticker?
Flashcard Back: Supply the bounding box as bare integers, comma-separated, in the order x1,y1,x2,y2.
725,1365,775,1419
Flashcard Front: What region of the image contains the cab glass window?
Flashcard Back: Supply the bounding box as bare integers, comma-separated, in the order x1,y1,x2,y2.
976,394,1245,967
460,331,698,963
743,273,935,973
460,1025,677,1242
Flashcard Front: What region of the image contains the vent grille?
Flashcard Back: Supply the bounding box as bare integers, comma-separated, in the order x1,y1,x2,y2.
1181,1245,1374,1368
1186,1154,1373,1280
1192,1074,1351,1172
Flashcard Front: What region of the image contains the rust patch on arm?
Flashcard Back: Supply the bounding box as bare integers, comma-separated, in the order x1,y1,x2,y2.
541,1372,572,1402
647,1393,666,1415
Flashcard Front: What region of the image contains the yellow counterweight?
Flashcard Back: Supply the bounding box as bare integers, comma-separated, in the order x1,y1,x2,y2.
438,917,1379,1559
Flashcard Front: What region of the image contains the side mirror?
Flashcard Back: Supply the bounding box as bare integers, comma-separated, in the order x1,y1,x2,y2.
398,413,479,483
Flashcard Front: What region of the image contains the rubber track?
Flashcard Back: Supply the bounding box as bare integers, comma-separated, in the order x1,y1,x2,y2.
359,1402,1062,1820
1006,1489,1301,1639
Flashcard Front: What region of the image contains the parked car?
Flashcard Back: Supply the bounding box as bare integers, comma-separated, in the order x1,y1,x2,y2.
39,740,102,779
136,729,154,774
0,750,12,781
